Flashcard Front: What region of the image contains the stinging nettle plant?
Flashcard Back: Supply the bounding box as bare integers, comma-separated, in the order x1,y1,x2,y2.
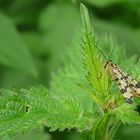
0,3,140,140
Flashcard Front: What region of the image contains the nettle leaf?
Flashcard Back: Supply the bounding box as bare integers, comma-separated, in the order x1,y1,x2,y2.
97,34,126,64
49,32,93,112
0,86,92,138
111,104,140,124
2,131,51,140
80,3,109,105
0,13,37,77
22,86,92,132
94,19,140,56
0,86,47,138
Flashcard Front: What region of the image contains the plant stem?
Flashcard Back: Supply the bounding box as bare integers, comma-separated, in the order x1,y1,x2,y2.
105,117,121,140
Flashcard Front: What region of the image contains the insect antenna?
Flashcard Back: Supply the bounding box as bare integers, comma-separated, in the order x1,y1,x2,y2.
94,41,115,62
94,43,108,61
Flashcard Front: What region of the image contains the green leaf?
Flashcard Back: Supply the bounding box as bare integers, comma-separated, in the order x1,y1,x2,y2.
2,131,51,140
80,3,92,34
49,32,93,113
0,86,92,138
0,13,38,77
0,86,46,138
80,3,109,105
94,18,140,57
111,104,140,124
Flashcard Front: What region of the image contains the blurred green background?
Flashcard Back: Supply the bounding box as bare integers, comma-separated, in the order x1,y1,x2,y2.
0,0,140,140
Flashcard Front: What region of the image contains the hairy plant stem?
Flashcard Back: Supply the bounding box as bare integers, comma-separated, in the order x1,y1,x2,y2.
105,116,121,140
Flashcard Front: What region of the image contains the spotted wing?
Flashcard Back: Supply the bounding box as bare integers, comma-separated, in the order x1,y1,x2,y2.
117,66,140,97
111,65,134,103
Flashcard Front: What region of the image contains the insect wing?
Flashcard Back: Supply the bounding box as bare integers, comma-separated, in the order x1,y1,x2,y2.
120,70,140,97
108,62,133,103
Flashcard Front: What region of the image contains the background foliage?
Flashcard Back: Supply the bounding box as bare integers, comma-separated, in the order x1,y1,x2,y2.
0,0,140,140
